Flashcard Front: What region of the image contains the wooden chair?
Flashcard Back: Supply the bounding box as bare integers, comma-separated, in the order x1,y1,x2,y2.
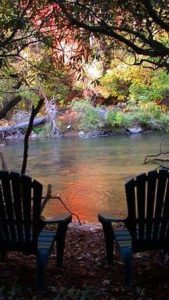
0,171,72,289
98,169,169,285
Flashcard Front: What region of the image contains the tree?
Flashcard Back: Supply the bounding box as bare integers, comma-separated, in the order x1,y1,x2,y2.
0,0,42,65
0,0,90,117
0,0,49,116
51,0,169,71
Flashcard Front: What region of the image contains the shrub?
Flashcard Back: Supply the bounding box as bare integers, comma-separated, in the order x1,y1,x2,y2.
129,69,169,103
71,99,100,132
158,114,169,132
106,109,131,128
125,100,163,127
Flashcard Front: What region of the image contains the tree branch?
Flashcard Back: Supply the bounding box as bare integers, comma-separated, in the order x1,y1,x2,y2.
21,98,44,175
141,0,169,31
53,0,169,70
0,96,22,119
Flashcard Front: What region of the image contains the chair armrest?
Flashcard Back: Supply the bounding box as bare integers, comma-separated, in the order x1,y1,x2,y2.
98,212,125,223
43,212,72,224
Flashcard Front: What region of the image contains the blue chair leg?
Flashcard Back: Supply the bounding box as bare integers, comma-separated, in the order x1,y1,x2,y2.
37,250,49,290
122,249,132,286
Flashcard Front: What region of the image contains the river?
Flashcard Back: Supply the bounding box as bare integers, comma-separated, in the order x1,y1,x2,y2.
1,133,167,223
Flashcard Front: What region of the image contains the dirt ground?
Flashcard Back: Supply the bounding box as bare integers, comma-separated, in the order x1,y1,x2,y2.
1,222,169,299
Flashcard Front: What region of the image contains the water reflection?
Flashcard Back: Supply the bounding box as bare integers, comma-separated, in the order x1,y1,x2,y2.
2,134,164,223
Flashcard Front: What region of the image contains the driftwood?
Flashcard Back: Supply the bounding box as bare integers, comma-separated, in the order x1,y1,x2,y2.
45,98,59,136
39,90,59,136
144,138,169,170
0,116,47,138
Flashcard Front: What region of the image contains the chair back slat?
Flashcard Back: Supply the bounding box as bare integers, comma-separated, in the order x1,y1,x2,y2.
135,173,146,240
146,171,157,218
21,175,32,243
125,179,136,220
161,175,169,240
155,170,168,218
146,171,157,240
0,171,43,249
126,170,169,244
0,172,16,242
11,172,24,241
153,170,168,240
32,180,43,240
0,185,10,241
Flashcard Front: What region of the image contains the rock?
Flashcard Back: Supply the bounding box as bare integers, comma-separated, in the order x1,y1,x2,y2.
79,131,85,137
127,125,144,134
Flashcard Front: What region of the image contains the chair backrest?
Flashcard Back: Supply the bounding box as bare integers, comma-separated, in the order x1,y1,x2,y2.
0,171,43,252
125,170,169,247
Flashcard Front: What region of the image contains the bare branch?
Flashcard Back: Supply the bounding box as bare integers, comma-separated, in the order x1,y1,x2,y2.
0,96,22,119
21,97,44,175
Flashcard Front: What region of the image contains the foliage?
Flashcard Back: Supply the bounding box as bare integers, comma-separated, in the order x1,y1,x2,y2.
124,99,168,132
55,98,169,134
0,0,168,119
71,99,100,131
106,109,130,128
0,0,45,65
129,69,169,103
33,123,52,137
99,62,169,109
0,1,83,117
57,111,79,132
18,45,71,105
33,2,92,73
99,62,147,102
52,0,169,71
158,113,169,132
99,65,131,102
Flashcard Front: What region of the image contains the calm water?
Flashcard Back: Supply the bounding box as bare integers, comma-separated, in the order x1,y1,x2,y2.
1,134,165,223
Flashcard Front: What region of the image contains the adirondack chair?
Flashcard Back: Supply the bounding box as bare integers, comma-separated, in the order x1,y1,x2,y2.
0,171,72,289
98,169,169,285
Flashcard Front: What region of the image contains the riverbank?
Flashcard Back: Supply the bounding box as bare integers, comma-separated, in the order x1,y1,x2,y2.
1,222,169,299
1,99,169,140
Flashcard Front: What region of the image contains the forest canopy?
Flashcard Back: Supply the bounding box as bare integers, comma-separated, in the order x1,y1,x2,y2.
0,0,168,120
51,0,169,71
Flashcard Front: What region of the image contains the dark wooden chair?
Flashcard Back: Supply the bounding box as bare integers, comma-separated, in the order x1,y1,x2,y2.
98,169,169,285
0,171,72,289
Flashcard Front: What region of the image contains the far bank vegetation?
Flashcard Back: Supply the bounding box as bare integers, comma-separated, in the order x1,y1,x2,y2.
1,62,169,139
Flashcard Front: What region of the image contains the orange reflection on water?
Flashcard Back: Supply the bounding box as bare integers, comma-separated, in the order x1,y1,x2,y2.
42,165,129,223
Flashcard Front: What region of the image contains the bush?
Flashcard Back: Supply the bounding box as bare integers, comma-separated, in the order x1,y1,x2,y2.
106,109,131,128
158,114,169,132
129,69,169,103
71,99,100,132
125,101,163,129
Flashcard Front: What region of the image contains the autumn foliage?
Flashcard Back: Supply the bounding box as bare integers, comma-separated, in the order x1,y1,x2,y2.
33,3,91,72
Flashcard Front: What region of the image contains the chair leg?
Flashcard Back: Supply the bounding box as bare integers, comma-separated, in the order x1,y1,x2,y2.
123,251,132,286
56,223,69,267
100,221,114,265
37,250,49,290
